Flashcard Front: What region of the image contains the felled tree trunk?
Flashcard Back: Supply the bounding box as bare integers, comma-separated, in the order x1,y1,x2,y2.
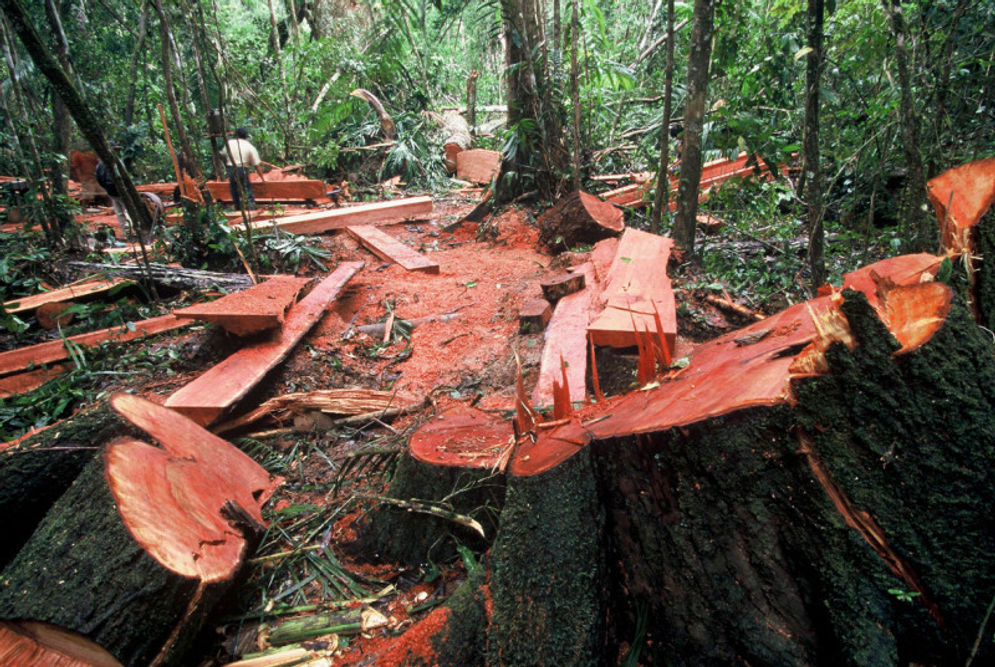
535,190,624,250
0,395,281,666
66,261,255,293
441,109,472,174
369,258,995,665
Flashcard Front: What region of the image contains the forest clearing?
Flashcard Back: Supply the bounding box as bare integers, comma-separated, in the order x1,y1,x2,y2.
0,0,994,665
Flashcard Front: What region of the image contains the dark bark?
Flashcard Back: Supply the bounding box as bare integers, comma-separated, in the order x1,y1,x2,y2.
0,400,123,568
672,0,715,254
0,453,229,666
649,0,676,233
153,0,199,178
804,0,825,289
881,0,934,252
43,0,72,206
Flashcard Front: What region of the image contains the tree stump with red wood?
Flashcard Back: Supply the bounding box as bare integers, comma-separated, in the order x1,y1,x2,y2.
536,190,625,250
0,395,281,666
362,260,995,665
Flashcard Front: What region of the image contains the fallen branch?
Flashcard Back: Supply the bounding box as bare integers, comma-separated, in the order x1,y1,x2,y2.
704,294,766,321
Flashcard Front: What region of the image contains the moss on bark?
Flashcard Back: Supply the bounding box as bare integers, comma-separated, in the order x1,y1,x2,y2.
363,452,505,566
0,452,227,666
487,448,604,666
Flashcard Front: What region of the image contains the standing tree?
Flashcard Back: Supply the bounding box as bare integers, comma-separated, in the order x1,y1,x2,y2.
497,0,569,202
804,0,826,289
671,0,715,254
650,0,677,234
880,0,933,252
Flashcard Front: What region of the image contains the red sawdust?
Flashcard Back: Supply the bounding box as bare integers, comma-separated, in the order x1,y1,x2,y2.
339,606,452,667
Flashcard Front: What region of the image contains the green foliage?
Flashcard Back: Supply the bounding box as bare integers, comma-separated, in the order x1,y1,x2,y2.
165,202,240,271
257,230,331,273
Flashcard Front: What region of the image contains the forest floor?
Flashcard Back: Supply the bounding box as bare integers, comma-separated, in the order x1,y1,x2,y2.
4,186,773,665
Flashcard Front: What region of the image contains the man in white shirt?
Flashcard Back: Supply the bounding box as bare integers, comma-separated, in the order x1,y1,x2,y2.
223,127,266,210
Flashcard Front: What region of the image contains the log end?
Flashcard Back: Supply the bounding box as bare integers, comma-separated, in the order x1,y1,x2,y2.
0,620,122,667
409,406,512,469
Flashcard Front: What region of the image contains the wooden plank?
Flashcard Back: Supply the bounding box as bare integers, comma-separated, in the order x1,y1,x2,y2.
247,197,433,235
0,363,72,398
345,225,439,274
3,278,133,314
532,263,598,408
173,275,313,335
519,298,552,334
165,261,364,426
456,149,501,184
206,179,327,202
587,228,677,354
0,314,189,377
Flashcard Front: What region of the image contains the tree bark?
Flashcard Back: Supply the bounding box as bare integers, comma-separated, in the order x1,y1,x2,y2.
804,0,826,289
66,261,255,293
672,0,715,254
650,0,676,233
881,0,934,252
153,0,199,178
43,0,73,207
123,0,151,127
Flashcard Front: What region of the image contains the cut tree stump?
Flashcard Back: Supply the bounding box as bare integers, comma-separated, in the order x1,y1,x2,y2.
381,255,995,666
3,278,133,315
926,158,995,330
346,225,440,273
536,190,625,250
165,261,364,426
518,298,552,334
173,275,313,336
587,227,677,354
0,314,189,377
532,263,598,409
0,394,280,666
247,197,433,235
362,406,509,566
455,149,501,185
539,271,585,303
205,178,326,203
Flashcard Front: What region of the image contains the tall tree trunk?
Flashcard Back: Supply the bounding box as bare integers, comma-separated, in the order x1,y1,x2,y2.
0,0,154,240
881,0,933,252
43,0,72,209
123,0,150,126
181,0,225,178
569,0,580,190
650,0,676,234
931,0,970,161
0,17,60,244
154,0,200,179
804,0,825,290
672,0,715,254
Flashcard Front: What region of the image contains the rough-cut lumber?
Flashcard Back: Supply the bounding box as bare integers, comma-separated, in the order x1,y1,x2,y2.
3,278,133,315
67,261,256,293
346,225,440,273
410,255,995,666
455,149,501,184
165,261,364,425
518,298,552,334
532,263,598,408
0,314,188,377
536,190,625,249
587,227,677,353
362,406,509,566
0,394,280,666
247,197,433,235
0,620,122,666
206,178,326,203
539,271,586,303
0,363,70,398
173,275,313,336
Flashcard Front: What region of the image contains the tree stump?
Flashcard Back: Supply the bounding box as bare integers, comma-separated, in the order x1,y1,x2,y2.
364,259,995,665
0,395,281,666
